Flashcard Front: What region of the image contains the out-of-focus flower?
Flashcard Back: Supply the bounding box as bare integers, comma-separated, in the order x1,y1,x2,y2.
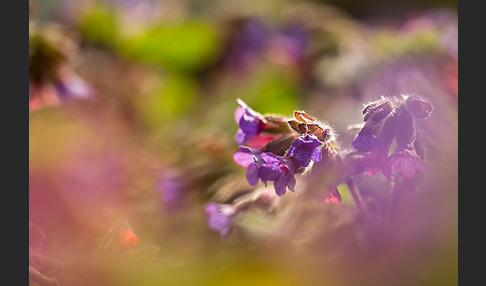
54,72,95,101
29,22,95,111
350,95,432,181
279,24,308,62
267,24,308,67
356,146,389,176
234,98,267,144
204,202,237,237
286,133,322,167
117,229,139,250
322,185,342,205
224,18,269,71
383,147,427,179
156,168,185,211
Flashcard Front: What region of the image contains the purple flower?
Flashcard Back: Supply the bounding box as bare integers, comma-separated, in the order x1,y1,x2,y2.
237,19,269,55
156,169,185,211
234,98,267,144
352,127,382,153
383,148,427,179
233,146,264,185
356,146,389,176
55,73,95,101
352,98,395,152
405,95,434,119
354,102,430,180
258,152,297,196
286,134,323,167
233,146,298,196
273,24,308,63
362,98,394,124
225,18,269,70
204,202,236,237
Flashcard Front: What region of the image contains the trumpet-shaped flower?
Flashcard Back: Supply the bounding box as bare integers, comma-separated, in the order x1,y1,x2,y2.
234,146,297,196
383,147,427,179
234,98,267,144
286,133,323,167
257,152,297,196
204,202,237,237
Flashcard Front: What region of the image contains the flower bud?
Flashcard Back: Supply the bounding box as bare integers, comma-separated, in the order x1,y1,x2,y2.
405,95,433,119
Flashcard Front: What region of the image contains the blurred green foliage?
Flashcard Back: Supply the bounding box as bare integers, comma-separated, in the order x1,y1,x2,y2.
237,68,300,115
139,74,199,126
78,4,118,47
120,21,221,73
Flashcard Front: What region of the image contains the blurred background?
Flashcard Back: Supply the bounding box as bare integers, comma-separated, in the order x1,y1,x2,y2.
29,0,457,285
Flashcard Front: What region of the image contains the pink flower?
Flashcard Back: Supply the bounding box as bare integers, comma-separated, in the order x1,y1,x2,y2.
204,202,237,237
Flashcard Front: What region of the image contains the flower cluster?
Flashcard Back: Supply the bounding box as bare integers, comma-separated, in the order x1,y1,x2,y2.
350,94,433,180
233,99,334,196
204,99,341,237
205,95,433,236
204,202,237,237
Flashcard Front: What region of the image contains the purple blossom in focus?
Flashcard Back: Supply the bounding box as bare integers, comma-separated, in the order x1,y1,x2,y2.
286,133,322,167
234,98,267,144
234,133,326,196
258,152,298,196
204,202,236,237
234,146,298,196
233,146,264,185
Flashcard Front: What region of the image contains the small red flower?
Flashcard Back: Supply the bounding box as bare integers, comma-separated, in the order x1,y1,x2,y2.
321,185,342,205
118,229,139,250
